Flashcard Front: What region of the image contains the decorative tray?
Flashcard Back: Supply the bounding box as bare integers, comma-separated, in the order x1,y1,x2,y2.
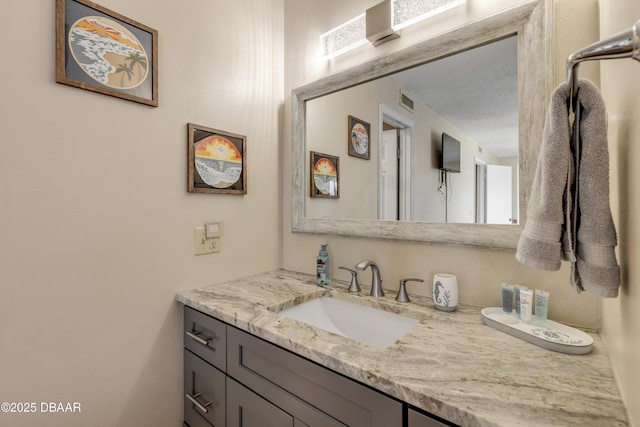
481,307,593,355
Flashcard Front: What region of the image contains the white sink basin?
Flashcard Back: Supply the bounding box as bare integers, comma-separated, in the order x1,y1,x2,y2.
278,297,419,348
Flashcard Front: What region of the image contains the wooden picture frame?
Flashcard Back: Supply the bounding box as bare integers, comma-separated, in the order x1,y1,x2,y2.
310,151,339,199
188,123,247,195
347,115,370,160
55,0,159,107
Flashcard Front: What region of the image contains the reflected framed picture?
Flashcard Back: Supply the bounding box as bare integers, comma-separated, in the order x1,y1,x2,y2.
188,123,247,195
347,115,370,160
55,0,158,106
310,151,339,199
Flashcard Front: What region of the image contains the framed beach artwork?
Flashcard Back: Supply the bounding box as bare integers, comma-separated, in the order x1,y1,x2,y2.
55,0,158,106
347,115,370,160
310,151,339,199
188,124,247,195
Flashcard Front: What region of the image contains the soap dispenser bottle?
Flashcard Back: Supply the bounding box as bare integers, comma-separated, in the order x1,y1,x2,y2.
316,244,331,287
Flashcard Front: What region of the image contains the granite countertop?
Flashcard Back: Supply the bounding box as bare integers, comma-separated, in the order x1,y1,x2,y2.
176,270,628,427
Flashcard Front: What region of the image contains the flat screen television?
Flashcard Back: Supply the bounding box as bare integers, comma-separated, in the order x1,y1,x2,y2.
440,132,461,173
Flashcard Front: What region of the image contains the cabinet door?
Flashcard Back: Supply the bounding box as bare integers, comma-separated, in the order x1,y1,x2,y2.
408,408,452,427
184,349,226,427
227,327,399,427
227,377,294,427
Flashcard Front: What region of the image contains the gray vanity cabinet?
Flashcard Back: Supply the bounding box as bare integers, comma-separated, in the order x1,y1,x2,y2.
183,306,452,427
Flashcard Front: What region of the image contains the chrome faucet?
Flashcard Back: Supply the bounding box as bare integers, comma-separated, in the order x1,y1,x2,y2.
356,260,384,297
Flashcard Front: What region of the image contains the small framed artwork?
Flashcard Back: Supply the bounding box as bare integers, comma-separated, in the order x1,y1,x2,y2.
188,123,247,195
347,115,370,160
310,151,339,199
55,0,159,107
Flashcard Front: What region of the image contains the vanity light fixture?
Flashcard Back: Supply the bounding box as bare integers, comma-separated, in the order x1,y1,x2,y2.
320,0,466,59
320,13,368,59
392,0,466,32
366,0,400,46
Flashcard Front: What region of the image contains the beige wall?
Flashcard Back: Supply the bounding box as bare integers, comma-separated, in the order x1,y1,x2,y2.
283,0,604,329
305,78,396,219
0,0,283,426
599,0,640,424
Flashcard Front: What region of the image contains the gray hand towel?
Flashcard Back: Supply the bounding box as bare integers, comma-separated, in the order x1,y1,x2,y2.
516,79,620,298
516,82,572,271
570,80,620,297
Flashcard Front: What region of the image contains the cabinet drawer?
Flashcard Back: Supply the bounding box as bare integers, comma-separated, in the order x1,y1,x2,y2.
184,306,226,371
227,327,401,427
227,377,294,427
184,349,225,427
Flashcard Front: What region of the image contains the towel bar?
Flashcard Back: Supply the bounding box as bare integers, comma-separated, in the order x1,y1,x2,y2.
566,19,640,112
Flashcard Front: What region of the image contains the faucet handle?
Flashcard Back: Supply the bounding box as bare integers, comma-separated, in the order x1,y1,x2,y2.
396,278,424,303
338,266,361,293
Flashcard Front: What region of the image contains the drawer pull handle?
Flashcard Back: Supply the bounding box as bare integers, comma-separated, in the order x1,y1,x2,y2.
186,392,212,414
186,330,213,347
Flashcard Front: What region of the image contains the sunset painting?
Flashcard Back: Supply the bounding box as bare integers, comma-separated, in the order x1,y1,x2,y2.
68,16,149,89
194,135,243,189
311,152,339,198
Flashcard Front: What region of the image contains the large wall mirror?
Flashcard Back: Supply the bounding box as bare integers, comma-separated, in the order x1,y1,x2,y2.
292,0,551,250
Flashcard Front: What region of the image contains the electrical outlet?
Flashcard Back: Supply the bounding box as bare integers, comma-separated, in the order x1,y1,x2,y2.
194,227,217,255
209,237,221,253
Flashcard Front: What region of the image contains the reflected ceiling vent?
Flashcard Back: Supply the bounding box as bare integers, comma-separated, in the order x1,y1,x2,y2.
400,90,414,112
366,0,400,46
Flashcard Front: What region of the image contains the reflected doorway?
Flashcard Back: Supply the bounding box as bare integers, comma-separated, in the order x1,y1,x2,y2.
476,159,513,224
380,125,399,220
378,105,414,221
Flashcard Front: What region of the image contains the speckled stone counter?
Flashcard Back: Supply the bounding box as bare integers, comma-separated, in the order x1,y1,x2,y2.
176,270,628,427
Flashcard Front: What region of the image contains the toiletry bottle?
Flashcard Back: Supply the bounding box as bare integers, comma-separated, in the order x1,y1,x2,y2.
316,244,331,286
514,284,527,317
519,289,533,322
501,283,514,313
535,290,549,322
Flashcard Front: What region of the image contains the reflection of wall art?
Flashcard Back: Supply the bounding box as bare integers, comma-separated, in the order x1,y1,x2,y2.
56,0,158,106
347,115,370,160
188,124,247,195
310,151,339,199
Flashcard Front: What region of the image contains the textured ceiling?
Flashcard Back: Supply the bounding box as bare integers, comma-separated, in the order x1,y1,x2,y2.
391,36,518,158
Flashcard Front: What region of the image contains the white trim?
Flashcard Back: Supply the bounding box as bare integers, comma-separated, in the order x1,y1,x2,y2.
379,104,415,221
475,157,487,224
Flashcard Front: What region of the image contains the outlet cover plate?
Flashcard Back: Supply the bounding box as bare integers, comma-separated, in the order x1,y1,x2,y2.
194,227,217,255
